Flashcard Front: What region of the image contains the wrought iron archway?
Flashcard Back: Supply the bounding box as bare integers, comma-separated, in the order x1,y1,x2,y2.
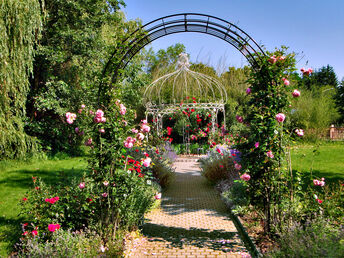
102,13,266,86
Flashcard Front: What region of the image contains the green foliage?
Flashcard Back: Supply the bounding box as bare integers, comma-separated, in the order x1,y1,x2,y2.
25,0,132,154
236,47,298,233
16,228,105,257
335,78,344,123
221,180,249,215
290,87,340,138
266,219,344,257
0,0,42,159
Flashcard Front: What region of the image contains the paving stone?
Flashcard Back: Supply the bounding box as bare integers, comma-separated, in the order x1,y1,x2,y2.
128,157,249,257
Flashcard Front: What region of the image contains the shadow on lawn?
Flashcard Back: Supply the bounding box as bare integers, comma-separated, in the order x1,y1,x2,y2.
142,223,246,253
0,167,86,190
0,216,23,255
295,169,344,184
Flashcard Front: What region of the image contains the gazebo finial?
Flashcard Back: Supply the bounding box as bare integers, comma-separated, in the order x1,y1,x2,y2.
176,53,190,70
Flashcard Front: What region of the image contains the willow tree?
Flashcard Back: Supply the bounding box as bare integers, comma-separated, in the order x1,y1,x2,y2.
0,0,42,159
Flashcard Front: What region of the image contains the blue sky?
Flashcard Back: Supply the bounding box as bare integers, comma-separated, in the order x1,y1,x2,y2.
121,0,344,80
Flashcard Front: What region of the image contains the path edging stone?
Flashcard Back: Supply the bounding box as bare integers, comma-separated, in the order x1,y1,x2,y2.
220,195,262,258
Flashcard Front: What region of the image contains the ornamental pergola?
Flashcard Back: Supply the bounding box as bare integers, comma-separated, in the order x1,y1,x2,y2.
143,53,227,138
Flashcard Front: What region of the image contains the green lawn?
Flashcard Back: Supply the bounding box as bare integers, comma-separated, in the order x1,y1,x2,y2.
291,141,344,182
0,157,87,257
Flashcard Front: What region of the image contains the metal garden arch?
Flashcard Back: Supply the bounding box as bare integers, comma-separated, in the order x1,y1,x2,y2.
101,13,266,86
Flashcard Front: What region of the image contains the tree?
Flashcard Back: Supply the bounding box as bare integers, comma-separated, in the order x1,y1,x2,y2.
301,65,338,90
25,0,135,154
0,0,42,159
335,78,344,123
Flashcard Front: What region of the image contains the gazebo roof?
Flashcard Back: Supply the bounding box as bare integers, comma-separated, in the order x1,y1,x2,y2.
143,53,227,107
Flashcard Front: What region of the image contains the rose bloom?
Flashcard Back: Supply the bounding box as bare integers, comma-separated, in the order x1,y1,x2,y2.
292,89,301,97
120,104,126,115
234,163,242,170
246,88,251,94
95,109,104,118
295,128,304,136
254,142,259,148
141,124,150,133
103,181,109,186
282,78,290,86
48,224,61,232
102,193,108,198
275,113,286,123
79,182,85,189
154,193,162,200
143,157,152,167
131,128,139,134
99,128,105,133
31,230,38,236
266,150,274,158
268,56,277,64
235,115,243,123
240,173,251,181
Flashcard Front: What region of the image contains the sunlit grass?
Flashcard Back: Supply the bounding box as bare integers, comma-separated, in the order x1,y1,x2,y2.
0,157,87,256
291,141,344,182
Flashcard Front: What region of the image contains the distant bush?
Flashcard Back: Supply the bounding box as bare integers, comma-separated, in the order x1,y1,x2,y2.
221,180,249,215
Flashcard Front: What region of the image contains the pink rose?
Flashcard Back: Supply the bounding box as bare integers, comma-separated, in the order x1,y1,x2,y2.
31,230,38,236
254,142,259,148
268,56,277,64
292,89,300,97
295,129,304,136
154,193,162,200
103,181,109,186
119,104,126,115
278,56,286,61
275,113,286,123
75,127,79,133
282,78,290,86
266,150,274,158
99,128,105,133
102,193,108,198
240,173,251,181
141,124,150,133
101,117,106,123
95,109,104,118
81,104,86,109
234,163,242,170
137,133,145,141
143,157,152,167
124,141,133,148
141,119,148,124
236,115,243,123
131,128,139,134
85,138,92,146
79,182,85,189
246,88,251,94
48,224,60,232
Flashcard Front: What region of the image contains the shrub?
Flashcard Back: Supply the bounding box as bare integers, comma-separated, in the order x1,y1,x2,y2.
17,228,104,257
222,180,249,215
199,145,239,183
266,219,344,257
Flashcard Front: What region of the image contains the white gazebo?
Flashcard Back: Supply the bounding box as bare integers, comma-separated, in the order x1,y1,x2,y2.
143,53,227,145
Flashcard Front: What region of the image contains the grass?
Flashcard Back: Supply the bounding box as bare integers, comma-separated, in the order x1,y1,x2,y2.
0,156,87,257
291,141,344,182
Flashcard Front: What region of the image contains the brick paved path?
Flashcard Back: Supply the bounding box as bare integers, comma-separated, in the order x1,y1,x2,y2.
128,157,248,257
